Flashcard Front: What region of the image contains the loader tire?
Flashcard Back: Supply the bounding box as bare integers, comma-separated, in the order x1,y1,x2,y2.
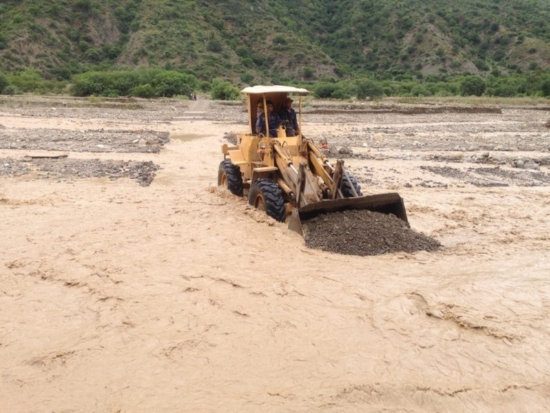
248,179,286,222
218,160,243,196
341,173,363,197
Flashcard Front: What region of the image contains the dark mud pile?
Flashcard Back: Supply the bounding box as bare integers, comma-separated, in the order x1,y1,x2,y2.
0,157,159,186
302,209,440,256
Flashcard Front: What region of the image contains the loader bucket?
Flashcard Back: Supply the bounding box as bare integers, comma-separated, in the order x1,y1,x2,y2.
288,192,408,236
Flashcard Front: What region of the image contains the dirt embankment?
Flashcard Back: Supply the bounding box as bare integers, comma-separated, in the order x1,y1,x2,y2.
0,157,159,186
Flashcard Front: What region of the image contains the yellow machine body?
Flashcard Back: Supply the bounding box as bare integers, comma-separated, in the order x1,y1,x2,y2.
219,85,408,233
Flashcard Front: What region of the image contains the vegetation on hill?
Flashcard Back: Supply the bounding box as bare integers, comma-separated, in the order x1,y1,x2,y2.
301,0,550,76
0,0,549,98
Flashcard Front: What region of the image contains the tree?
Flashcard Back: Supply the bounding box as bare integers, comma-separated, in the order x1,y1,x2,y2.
460,76,486,96
541,77,550,97
314,83,337,98
0,71,8,93
356,79,384,99
151,71,196,97
210,78,239,100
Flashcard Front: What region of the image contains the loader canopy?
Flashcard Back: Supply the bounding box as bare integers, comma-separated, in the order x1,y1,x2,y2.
241,85,309,136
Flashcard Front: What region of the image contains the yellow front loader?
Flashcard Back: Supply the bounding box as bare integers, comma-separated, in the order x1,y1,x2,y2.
218,85,408,234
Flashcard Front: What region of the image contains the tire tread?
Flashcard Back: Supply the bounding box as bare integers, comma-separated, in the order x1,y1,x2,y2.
248,178,286,222
218,160,243,196
341,173,362,197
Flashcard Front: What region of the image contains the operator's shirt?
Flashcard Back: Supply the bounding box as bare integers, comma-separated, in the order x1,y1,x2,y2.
256,112,281,137
280,108,298,136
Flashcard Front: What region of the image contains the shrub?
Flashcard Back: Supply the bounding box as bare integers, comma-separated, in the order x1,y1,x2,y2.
493,49,506,61
5,68,66,94
303,67,314,79
71,69,198,97
410,85,432,97
273,34,287,45
240,72,254,84
198,80,211,92
460,76,486,96
210,78,239,100
84,47,102,62
355,79,384,99
486,75,525,97
3,85,21,95
102,44,121,60
474,59,489,71
8,68,44,92
331,83,354,99
0,71,8,93
207,39,222,52
131,84,155,98
151,71,196,97
236,47,249,58
541,77,550,97
71,73,104,96
314,82,337,98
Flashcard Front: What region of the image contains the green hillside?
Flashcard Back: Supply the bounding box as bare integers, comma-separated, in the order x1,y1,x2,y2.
0,0,549,85
307,0,550,76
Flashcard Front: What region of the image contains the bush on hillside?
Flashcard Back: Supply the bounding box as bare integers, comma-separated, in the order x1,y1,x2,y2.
0,71,8,93
210,78,239,100
542,76,550,97
8,68,43,92
355,79,384,99
331,83,354,99
486,76,526,97
460,76,486,96
313,81,354,99
71,69,198,97
130,84,155,98
5,68,66,94
314,82,338,98
151,71,196,97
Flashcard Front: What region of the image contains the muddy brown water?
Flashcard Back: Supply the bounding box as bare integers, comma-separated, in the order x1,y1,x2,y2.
2,96,550,411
